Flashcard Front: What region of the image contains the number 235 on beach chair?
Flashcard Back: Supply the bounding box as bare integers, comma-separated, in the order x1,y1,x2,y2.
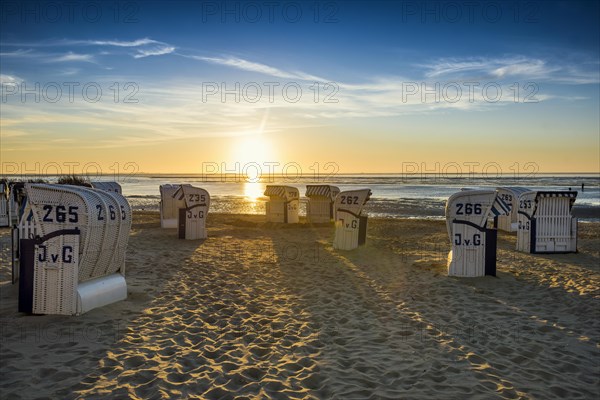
173,185,210,240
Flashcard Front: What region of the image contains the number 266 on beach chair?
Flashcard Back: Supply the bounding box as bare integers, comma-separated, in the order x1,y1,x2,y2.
333,189,372,250
446,190,511,277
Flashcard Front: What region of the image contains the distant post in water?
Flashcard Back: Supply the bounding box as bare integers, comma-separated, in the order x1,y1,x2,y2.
333,189,372,250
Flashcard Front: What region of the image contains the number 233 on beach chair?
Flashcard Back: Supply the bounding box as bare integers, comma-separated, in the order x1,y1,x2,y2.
516,191,577,254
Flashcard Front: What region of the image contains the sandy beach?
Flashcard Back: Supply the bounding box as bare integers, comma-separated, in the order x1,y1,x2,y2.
0,212,598,399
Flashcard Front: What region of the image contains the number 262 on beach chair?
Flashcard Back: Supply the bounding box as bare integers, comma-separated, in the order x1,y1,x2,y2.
333,189,372,250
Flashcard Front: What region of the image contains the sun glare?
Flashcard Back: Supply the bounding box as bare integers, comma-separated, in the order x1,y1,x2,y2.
231,135,274,167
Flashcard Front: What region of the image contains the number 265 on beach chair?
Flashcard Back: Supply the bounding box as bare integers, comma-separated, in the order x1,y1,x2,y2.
16,183,131,315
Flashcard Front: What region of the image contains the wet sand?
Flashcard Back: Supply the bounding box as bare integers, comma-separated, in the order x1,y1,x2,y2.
0,212,599,399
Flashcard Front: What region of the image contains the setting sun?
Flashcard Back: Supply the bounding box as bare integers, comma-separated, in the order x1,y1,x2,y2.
230,134,274,168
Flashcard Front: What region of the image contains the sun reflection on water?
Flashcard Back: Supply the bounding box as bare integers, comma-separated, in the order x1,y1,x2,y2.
243,182,266,213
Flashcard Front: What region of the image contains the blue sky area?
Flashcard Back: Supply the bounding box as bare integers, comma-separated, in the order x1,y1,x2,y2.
1,1,599,173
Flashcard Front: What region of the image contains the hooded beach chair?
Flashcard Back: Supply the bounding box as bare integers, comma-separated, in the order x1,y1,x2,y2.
91,181,123,194
8,182,25,226
264,186,300,223
159,184,189,228
516,191,577,253
305,185,340,223
16,183,131,315
0,181,8,227
495,187,530,232
172,185,210,240
333,189,372,250
446,190,510,277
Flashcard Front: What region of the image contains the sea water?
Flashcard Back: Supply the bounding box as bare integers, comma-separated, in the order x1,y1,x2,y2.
8,174,599,220
104,174,600,221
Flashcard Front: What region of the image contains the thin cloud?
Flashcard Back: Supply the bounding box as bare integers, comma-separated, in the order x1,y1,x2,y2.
0,49,35,57
184,54,327,81
48,52,95,63
1,37,175,59
0,74,24,86
80,38,160,47
134,45,176,58
422,56,599,84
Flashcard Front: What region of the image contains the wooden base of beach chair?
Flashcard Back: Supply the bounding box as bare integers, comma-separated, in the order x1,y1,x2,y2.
77,274,127,315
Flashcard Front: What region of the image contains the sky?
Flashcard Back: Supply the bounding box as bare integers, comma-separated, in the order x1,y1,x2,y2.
1,0,599,175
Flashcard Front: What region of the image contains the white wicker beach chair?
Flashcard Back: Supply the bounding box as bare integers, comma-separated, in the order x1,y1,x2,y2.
64,185,114,281
17,184,130,315
160,184,189,228
86,188,123,277
495,187,530,232
106,191,132,276
91,181,123,194
333,189,372,250
25,184,96,279
445,190,510,277
0,181,9,227
306,185,340,223
264,185,299,223
29,230,80,315
173,185,210,240
8,182,24,226
516,191,577,253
